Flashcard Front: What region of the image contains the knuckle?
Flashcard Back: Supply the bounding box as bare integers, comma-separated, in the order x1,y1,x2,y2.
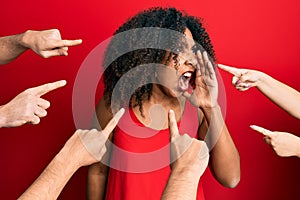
40,52,49,58
23,88,33,95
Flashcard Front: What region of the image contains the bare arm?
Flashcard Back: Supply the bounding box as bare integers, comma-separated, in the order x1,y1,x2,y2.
0,29,82,64
0,33,27,64
162,110,209,200
218,64,300,119
199,106,240,188
19,140,80,200
87,97,114,200
183,51,240,188
19,109,124,199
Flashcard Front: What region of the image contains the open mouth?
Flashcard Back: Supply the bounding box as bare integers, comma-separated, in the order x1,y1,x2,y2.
178,71,193,91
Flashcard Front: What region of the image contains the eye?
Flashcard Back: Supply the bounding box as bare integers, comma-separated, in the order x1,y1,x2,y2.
185,60,194,68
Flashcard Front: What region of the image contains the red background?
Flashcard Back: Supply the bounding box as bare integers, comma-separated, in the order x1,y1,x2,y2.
0,0,300,199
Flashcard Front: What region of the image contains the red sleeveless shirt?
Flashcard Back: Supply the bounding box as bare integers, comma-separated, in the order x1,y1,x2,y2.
105,101,205,200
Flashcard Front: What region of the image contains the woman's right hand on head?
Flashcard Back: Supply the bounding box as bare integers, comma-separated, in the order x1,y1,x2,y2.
217,64,265,91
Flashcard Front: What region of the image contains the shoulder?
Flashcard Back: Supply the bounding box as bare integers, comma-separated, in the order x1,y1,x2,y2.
93,97,114,129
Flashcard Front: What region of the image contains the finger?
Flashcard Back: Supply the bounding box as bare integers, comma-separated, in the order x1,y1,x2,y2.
239,72,254,83
55,39,83,48
29,115,41,125
61,47,68,51
232,76,240,86
202,51,210,76
218,64,241,76
168,110,179,140
206,59,216,80
263,136,272,145
250,125,274,137
41,49,68,58
102,108,125,138
196,50,205,75
37,98,50,109
34,107,47,118
236,86,250,92
31,80,67,97
236,82,252,89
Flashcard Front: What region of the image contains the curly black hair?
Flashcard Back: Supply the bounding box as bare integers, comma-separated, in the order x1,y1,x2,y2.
102,7,216,115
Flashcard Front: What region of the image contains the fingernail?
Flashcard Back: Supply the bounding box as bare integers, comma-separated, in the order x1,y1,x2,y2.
60,80,67,86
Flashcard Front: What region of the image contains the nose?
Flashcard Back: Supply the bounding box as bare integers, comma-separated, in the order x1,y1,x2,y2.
182,55,197,71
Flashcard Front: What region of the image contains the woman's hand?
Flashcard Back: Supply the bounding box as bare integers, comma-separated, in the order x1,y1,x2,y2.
183,50,218,109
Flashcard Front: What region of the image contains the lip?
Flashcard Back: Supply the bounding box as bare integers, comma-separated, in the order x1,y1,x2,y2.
178,70,194,91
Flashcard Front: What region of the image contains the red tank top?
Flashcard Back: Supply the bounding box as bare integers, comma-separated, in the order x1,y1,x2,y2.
105,101,205,200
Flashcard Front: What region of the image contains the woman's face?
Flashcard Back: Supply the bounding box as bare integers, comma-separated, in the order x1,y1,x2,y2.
155,28,197,98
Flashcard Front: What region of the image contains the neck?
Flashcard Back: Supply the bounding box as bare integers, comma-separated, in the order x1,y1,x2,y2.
131,84,185,130
150,84,184,107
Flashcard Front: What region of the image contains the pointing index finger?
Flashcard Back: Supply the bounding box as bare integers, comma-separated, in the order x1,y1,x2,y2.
102,108,125,138
218,64,241,76
31,80,67,96
250,125,274,137
168,110,179,141
55,39,83,48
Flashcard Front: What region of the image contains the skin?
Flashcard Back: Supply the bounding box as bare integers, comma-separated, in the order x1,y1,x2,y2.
19,109,212,200
0,29,82,64
18,109,125,200
218,64,300,158
87,28,240,199
0,29,81,128
0,80,66,127
218,64,300,119
250,125,300,158
161,110,209,200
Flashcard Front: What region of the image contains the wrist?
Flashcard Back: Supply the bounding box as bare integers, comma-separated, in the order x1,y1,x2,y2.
0,105,7,128
200,104,220,113
18,30,34,49
296,137,300,158
255,71,269,88
172,164,201,182
56,146,80,173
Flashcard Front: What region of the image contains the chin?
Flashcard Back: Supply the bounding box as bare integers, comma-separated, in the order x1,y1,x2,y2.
169,89,183,98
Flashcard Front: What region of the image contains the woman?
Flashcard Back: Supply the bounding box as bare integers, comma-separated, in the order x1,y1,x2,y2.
87,7,240,200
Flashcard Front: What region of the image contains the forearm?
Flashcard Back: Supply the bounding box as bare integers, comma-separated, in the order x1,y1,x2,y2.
19,148,79,199
87,164,108,200
256,73,300,119
162,168,200,200
201,106,240,188
0,32,28,64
